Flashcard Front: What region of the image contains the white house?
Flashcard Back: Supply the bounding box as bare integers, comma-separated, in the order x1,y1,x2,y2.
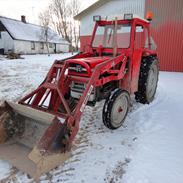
0,16,70,54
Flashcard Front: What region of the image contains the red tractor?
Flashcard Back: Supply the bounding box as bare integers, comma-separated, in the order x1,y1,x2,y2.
0,14,159,178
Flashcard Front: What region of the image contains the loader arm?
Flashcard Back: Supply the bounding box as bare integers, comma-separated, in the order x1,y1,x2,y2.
17,53,128,152
0,49,128,179
70,54,128,140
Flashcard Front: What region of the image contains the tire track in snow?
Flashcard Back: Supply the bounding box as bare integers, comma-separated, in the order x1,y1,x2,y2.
1,88,165,183
39,105,102,183
130,85,168,116
0,56,165,182
129,85,168,135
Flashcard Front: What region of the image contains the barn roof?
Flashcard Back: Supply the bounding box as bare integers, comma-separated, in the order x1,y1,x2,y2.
0,16,69,45
74,0,112,20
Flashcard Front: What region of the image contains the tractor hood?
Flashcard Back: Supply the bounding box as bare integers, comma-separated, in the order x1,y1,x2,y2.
68,56,110,68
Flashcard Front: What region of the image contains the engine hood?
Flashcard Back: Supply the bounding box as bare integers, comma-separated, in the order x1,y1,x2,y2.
68,56,110,68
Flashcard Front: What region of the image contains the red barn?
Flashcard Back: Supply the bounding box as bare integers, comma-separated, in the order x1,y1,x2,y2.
75,0,183,72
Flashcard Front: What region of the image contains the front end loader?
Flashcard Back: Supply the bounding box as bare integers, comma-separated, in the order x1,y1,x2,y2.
0,13,159,179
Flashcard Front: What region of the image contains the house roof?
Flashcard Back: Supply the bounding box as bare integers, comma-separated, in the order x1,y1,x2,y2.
0,16,69,45
74,0,112,20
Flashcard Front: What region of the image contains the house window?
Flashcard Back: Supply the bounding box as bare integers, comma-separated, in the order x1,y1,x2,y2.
40,42,44,49
31,42,35,50
49,43,53,48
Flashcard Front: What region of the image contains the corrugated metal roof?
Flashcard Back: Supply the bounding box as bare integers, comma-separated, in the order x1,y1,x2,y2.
74,0,112,20
0,16,69,45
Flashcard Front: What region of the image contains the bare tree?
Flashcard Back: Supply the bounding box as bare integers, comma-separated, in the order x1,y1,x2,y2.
39,10,51,55
69,0,80,51
48,0,80,51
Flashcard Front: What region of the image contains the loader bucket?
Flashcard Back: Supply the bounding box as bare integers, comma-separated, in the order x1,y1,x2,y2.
0,101,71,179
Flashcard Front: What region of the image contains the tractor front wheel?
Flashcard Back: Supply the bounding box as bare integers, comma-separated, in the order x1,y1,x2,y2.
102,89,130,130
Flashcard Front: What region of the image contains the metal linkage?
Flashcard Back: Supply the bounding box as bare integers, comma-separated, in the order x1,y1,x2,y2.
18,53,128,149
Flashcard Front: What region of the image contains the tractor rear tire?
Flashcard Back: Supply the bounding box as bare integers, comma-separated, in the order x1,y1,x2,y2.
102,89,130,130
135,56,159,104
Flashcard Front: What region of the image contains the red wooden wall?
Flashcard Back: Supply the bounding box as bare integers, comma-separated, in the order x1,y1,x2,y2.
145,0,183,72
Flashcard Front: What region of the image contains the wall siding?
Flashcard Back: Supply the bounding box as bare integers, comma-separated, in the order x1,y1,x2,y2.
145,0,183,72
0,31,14,53
56,44,70,53
13,40,69,54
80,0,145,51
14,40,54,54
80,0,145,36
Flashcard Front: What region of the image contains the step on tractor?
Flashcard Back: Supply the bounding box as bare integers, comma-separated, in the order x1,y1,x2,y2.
0,13,159,179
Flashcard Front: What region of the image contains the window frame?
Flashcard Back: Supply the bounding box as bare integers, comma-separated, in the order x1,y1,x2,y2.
31,41,35,50
49,43,53,48
40,42,44,49
92,23,132,49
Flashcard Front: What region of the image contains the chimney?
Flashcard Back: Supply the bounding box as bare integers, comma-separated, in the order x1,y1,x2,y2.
21,15,26,23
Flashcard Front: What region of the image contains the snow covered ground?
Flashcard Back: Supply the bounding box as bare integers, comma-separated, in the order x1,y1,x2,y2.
0,54,183,183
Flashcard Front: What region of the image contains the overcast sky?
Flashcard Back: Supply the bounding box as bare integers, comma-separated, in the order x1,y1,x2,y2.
0,0,97,24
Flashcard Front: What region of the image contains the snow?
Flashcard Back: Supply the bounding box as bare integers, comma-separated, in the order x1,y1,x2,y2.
0,54,183,183
0,54,72,103
123,73,183,183
0,16,69,44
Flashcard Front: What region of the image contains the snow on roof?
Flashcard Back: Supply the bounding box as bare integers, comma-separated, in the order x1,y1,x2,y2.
0,16,70,45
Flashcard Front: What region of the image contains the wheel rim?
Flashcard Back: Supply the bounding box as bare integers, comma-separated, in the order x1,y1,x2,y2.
147,65,158,99
111,93,128,128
